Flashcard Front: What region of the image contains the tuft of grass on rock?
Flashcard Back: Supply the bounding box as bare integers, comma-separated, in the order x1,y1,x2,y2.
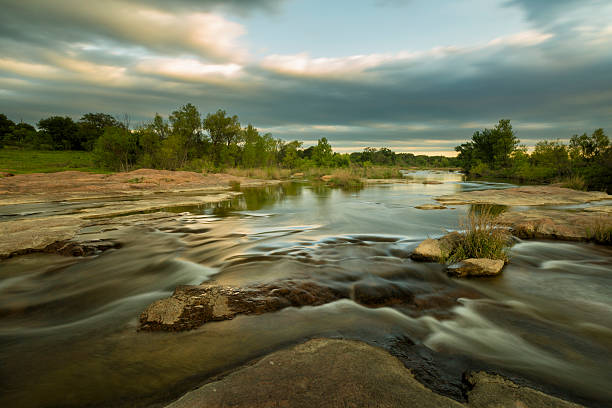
329,169,364,188
585,216,612,245
557,175,587,191
442,208,509,263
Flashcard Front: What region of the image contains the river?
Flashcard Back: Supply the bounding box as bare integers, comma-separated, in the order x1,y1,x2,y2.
1,171,611,407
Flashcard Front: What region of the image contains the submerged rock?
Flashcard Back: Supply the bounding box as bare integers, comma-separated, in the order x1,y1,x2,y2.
446,258,505,277
140,281,344,331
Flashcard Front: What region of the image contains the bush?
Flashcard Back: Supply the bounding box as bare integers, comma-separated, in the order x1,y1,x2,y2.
557,175,587,191
442,208,509,263
329,168,364,188
585,216,612,245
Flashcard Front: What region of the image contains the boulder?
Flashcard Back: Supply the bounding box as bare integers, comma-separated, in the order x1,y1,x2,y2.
140,281,343,331
411,232,462,262
291,172,304,178
410,239,442,262
446,258,504,278
320,175,333,182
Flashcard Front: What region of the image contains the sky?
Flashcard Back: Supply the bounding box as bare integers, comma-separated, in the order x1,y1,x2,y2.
1,0,611,155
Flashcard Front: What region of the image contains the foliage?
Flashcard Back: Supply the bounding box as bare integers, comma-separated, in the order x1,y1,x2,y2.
456,119,518,171
442,208,509,263
203,109,241,165
557,175,587,191
312,137,334,167
37,116,80,150
328,168,364,188
93,126,139,171
585,216,612,245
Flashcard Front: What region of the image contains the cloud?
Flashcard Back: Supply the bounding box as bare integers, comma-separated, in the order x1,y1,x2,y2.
1,0,611,156
1,1,249,63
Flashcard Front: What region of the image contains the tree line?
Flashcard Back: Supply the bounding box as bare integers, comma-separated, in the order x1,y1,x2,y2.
455,119,611,192
0,105,458,171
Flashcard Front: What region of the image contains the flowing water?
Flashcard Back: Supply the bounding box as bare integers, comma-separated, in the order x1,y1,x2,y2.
1,171,611,407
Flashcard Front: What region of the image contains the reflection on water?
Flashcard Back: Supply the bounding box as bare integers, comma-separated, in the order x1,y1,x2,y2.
1,171,611,408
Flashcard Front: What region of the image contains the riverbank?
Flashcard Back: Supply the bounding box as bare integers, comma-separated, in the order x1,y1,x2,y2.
0,169,281,258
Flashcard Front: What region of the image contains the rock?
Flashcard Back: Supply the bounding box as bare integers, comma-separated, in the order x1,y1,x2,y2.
411,232,463,262
0,172,14,177
411,238,442,262
351,280,414,307
466,371,585,408
415,204,448,210
164,339,585,408
320,175,333,182
498,207,612,242
436,186,610,206
165,339,464,408
291,172,304,178
446,258,504,278
422,180,443,184
140,281,344,331
141,277,449,332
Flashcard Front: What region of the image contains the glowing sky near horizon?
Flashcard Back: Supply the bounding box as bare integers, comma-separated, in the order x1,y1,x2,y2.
1,0,611,155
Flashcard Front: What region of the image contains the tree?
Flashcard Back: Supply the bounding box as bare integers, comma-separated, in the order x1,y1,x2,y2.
167,103,204,168
455,119,519,171
280,140,303,168
312,137,333,166
530,140,570,177
569,128,609,162
93,126,139,171
37,116,80,150
77,113,120,151
203,109,241,165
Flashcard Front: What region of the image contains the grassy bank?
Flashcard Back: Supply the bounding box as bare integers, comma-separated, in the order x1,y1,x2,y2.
0,148,106,174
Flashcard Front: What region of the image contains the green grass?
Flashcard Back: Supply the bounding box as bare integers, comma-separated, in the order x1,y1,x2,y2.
441,208,509,263
0,148,107,174
557,175,587,191
585,216,612,245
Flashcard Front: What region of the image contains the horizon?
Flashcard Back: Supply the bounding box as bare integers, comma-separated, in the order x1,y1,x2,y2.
1,0,611,155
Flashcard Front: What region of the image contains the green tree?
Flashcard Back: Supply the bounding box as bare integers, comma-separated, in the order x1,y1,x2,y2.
456,119,519,171
280,140,303,168
167,103,205,168
530,140,570,177
93,126,139,171
37,116,80,150
77,113,120,151
569,128,609,162
204,109,241,165
312,137,333,166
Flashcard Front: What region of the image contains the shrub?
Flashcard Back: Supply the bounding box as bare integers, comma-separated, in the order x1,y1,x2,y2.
585,216,612,245
442,208,509,263
329,168,364,188
557,175,587,191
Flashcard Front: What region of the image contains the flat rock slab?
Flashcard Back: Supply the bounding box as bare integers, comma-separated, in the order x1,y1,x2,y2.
165,338,583,408
446,258,505,277
415,204,448,210
498,207,612,242
0,216,84,258
436,186,610,206
140,279,421,332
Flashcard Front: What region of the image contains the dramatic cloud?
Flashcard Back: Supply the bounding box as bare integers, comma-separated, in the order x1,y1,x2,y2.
1,0,611,155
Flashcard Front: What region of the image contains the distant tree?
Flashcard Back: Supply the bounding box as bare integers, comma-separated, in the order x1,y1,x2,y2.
77,113,120,151
280,140,303,169
530,140,570,177
166,103,205,168
0,114,15,143
203,109,241,165
93,126,139,171
37,116,79,150
312,137,333,166
455,119,519,171
569,128,609,162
